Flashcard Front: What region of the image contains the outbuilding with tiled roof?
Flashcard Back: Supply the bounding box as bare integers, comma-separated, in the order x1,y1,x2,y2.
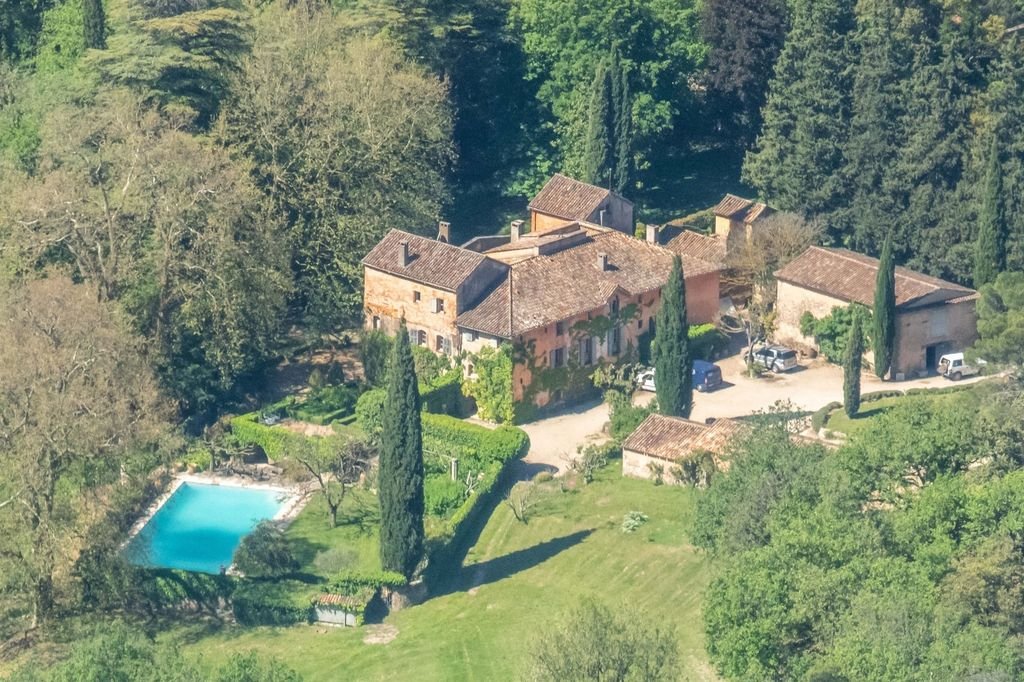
774,245,980,379
528,173,634,235
622,414,746,483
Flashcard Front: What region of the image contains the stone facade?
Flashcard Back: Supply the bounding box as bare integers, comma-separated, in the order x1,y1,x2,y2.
622,449,684,484
775,280,979,378
511,271,719,408
363,267,462,354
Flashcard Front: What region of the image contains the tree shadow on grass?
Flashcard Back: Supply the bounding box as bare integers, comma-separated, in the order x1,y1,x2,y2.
286,536,328,571
337,495,380,535
436,529,593,597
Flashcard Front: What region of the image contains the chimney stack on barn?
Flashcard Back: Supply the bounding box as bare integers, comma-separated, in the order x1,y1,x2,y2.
510,219,524,243
645,223,660,244
399,240,410,267
598,252,609,271
437,221,451,243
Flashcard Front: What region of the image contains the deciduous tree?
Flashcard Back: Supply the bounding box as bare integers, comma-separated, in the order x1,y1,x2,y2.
219,2,454,331
295,437,373,528
527,600,679,681
0,278,167,629
379,321,425,578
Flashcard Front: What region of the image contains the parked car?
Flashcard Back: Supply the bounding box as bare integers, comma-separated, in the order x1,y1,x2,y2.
938,352,985,380
635,360,724,393
751,345,799,373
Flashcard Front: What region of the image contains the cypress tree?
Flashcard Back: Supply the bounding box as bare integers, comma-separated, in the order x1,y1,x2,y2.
582,62,611,187
843,310,863,418
974,133,1006,287
83,0,106,50
654,255,692,418
610,47,633,194
873,234,896,379
378,320,425,579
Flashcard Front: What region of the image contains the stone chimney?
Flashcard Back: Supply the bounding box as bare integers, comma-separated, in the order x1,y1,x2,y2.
399,240,410,267
597,252,609,271
437,221,451,243
510,220,524,243
645,223,660,244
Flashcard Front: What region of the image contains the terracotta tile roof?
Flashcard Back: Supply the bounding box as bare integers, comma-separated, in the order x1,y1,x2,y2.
622,414,746,462
528,173,630,221
775,246,977,310
712,194,772,223
362,229,489,292
316,593,366,609
663,229,727,267
456,232,718,337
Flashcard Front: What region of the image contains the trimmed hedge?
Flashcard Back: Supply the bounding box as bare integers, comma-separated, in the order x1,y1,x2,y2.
421,413,528,463
418,415,529,588
860,389,904,403
811,401,843,432
229,413,317,461
905,383,978,397
232,580,315,626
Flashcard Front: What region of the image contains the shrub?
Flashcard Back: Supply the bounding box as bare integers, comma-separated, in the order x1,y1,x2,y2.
232,580,314,626
462,344,515,424
420,368,469,417
355,388,386,441
606,390,655,442
181,443,213,472
621,511,649,533
412,345,453,384
233,522,299,578
360,330,392,386
505,481,539,523
425,476,466,517
572,441,620,483
689,324,728,360
811,401,843,432
800,304,872,363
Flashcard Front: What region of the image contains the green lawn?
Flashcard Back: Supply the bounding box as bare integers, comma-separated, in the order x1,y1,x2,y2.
824,392,962,437
169,464,719,681
285,487,382,580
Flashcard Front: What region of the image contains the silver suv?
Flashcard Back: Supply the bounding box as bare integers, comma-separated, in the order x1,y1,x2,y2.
752,345,799,373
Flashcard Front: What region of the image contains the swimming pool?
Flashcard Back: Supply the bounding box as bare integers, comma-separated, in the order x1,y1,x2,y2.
125,482,291,574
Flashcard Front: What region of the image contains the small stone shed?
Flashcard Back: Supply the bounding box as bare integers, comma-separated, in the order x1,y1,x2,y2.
314,593,363,627
622,414,744,483
774,246,979,379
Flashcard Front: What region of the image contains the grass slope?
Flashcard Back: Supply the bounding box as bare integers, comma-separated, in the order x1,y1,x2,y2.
172,465,718,681
825,391,962,437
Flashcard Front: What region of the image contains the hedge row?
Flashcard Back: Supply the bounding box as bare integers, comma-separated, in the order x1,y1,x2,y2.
232,580,315,626
423,419,529,587
811,401,843,432
420,370,472,418
421,413,529,464
860,389,905,403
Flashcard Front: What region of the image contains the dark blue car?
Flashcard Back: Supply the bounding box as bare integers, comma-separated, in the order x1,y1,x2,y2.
693,360,723,392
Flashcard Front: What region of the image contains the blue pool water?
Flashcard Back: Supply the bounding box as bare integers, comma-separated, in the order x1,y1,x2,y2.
125,482,288,574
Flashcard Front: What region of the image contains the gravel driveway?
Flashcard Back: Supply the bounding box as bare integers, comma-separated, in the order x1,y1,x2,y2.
512,351,987,476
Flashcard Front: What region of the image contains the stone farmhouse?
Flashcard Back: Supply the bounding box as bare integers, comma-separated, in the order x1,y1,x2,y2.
774,246,979,378
362,175,723,411
712,193,773,250
622,413,745,483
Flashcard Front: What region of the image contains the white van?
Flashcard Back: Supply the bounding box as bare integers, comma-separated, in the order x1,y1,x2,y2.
937,352,984,380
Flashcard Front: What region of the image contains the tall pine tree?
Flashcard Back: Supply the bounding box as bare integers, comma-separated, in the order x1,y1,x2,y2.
655,256,692,418
379,320,425,579
843,310,863,418
844,0,920,253
83,0,105,49
581,62,612,187
743,0,856,222
873,234,896,379
974,133,1006,288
